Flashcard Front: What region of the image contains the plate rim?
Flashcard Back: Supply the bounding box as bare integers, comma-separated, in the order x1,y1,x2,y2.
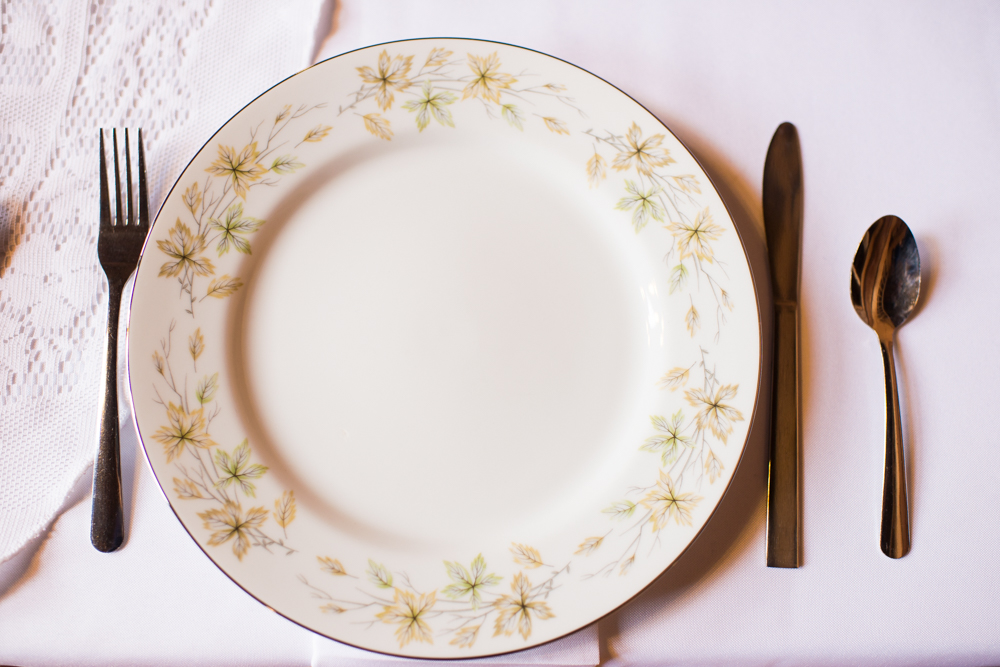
126,35,766,660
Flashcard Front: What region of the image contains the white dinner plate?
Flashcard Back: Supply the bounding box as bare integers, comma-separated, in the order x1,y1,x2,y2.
128,38,762,659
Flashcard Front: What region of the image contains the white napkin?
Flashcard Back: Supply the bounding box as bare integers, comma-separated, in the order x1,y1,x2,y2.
311,626,599,667
0,0,325,562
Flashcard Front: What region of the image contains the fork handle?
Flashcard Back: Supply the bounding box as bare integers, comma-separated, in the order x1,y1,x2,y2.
91,274,125,552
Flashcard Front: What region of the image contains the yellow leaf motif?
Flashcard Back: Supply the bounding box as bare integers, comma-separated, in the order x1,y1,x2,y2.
672,174,701,194
376,588,436,647
705,450,724,483
668,208,723,264
275,490,297,530
685,304,700,336
685,384,744,443
157,220,214,278
542,117,569,135
641,470,701,531
657,367,690,390
302,124,332,143
425,47,453,68
586,152,606,187
152,350,164,376
492,572,554,640
188,328,204,362
275,104,292,123
463,52,516,103
619,555,635,575
356,50,413,111
509,543,544,569
612,122,675,175
450,625,480,648
362,113,393,141
206,142,267,199
173,477,204,499
198,501,268,561
321,603,347,614
721,289,734,311
154,402,217,462
205,274,243,299
182,182,202,214
575,536,604,555
318,555,346,576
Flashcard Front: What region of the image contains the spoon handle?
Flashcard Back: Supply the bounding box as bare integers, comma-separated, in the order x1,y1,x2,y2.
879,336,910,558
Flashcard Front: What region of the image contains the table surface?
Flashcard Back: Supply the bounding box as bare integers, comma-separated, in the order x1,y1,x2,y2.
3,2,1000,666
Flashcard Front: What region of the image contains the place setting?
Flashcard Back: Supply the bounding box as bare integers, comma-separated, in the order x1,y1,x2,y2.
80,36,927,661
8,5,994,665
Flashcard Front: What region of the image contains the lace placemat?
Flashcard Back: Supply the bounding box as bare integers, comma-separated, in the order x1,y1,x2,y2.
0,0,325,562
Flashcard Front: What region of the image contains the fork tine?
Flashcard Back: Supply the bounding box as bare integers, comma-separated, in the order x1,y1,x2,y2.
124,128,134,226
112,129,123,227
99,130,111,228
137,128,149,227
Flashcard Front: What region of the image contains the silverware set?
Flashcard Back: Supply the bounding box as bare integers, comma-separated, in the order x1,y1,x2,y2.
85,122,923,561
762,123,921,564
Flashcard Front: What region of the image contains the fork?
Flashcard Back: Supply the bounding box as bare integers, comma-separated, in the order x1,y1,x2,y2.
91,128,150,553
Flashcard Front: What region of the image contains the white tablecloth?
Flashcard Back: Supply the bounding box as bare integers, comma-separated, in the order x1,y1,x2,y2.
3,1,1000,665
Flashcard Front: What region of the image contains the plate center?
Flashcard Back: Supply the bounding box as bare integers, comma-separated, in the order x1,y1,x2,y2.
242,136,648,549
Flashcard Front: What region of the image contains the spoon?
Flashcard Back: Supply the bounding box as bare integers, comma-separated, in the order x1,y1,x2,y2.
850,215,921,558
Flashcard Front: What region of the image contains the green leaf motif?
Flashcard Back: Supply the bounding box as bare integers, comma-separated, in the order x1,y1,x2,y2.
402,81,457,131
196,373,219,404
270,155,305,175
441,553,501,609
602,500,636,519
669,264,688,294
208,202,264,256
367,559,393,589
501,104,524,131
641,411,692,466
214,439,268,497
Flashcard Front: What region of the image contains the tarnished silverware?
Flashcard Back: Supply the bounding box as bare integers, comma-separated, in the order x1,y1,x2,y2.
763,122,803,568
91,128,150,553
850,215,920,558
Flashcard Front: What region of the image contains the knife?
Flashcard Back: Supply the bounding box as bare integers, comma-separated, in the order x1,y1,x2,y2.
763,122,803,568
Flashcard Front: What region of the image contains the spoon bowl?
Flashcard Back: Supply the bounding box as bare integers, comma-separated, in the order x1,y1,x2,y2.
850,214,921,558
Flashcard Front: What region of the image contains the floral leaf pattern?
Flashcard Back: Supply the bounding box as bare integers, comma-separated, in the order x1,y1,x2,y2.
338,47,581,138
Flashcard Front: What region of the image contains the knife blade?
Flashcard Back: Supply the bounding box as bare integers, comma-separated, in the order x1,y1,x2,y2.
763,122,803,568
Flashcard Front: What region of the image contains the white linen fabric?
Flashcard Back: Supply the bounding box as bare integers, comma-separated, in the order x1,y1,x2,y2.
3,1,1000,666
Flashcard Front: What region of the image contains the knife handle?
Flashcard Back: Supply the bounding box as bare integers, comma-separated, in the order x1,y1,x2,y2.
766,300,800,568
